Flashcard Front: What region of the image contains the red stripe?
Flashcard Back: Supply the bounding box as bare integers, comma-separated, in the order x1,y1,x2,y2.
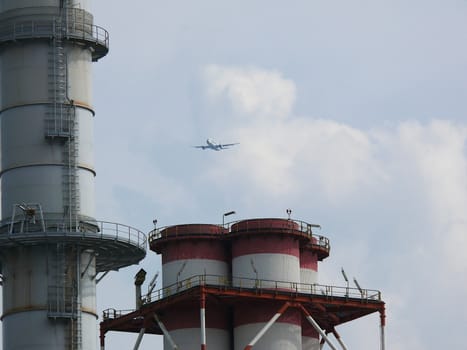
161,224,228,236
234,301,301,327
302,322,319,337
231,219,299,232
232,236,299,258
300,250,318,270
161,240,229,264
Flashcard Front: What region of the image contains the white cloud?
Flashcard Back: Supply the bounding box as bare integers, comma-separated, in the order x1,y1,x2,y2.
203,64,467,237
201,64,467,349
203,64,296,119
202,64,385,202
390,121,467,273
94,63,467,350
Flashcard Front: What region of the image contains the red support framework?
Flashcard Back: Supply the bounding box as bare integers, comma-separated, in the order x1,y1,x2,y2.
100,282,385,349
101,219,385,349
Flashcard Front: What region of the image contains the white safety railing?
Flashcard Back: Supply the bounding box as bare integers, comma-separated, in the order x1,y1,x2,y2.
93,221,146,251
0,17,109,48
2,218,146,251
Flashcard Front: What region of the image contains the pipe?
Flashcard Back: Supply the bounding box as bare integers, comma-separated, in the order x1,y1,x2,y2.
244,302,290,350
200,292,206,350
154,314,178,350
135,284,142,309
133,328,146,350
319,337,326,350
380,308,386,350
332,329,348,350
135,269,146,309
99,329,105,350
380,324,385,350
299,305,339,350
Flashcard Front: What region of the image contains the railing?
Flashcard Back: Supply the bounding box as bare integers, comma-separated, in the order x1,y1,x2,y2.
102,274,382,321
150,274,380,305
149,219,330,254
94,221,146,251
1,219,146,251
148,224,226,243
0,17,109,49
103,308,136,320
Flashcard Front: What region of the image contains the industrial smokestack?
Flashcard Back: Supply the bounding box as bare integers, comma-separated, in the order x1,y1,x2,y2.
0,1,145,349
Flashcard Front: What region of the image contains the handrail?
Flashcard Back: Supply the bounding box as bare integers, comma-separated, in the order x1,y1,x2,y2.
102,308,136,320
102,274,382,320
148,219,330,253
95,221,146,250
0,18,109,48
1,219,146,251
147,274,380,305
148,224,227,243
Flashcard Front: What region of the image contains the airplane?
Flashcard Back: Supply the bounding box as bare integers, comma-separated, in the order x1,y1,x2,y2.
193,138,239,151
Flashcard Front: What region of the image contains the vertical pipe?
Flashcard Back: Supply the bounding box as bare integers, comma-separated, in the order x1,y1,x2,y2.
99,329,105,350
380,308,386,350
244,302,290,350
200,291,207,350
135,284,142,309
133,328,146,350
380,325,385,350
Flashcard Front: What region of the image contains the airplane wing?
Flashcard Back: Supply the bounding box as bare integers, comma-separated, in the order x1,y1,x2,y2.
193,145,207,150
220,143,240,148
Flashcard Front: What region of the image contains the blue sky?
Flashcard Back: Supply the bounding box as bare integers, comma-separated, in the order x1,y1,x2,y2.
91,1,467,349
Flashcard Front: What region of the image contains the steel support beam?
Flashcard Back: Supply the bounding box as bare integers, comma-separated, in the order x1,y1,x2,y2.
81,252,95,278
244,302,290,350
332,329,348,350
133,327,146,350
95,270,109,284
299,305,339,350
154,314,178,349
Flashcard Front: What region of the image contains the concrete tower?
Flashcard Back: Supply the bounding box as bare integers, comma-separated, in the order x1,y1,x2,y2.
0,1,146,349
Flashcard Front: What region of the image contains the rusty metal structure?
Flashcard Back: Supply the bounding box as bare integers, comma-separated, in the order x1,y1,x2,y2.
100,218,385,350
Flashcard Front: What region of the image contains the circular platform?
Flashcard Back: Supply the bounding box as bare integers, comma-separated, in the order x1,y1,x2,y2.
0,220,146,272
0,7,109,61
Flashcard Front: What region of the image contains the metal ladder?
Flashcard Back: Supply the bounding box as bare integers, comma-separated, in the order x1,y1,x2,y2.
46,14,80,232
46,18,68,138
45,3,83,347
47,244,83,350
62,106,80,232
71,294,82,350
48,243,71,318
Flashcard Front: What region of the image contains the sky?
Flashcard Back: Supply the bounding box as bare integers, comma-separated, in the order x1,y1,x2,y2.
89,1,467,349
